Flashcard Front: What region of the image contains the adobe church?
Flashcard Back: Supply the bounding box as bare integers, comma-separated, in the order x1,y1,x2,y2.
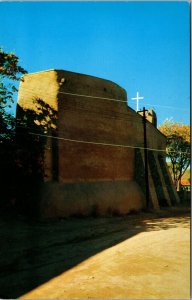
16,70,179,217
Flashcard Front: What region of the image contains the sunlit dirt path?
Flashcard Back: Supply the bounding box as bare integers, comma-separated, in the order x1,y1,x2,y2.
19,212,190,300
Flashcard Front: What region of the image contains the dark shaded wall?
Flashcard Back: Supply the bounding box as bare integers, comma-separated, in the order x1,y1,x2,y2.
17,70,179,217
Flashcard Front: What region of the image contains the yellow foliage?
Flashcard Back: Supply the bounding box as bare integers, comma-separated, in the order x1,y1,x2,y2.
158,119,190,143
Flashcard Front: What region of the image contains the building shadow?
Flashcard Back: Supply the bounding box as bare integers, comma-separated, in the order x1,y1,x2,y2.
0,212,190,298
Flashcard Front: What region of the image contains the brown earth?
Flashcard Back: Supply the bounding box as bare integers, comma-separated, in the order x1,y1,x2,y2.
0,208,190,299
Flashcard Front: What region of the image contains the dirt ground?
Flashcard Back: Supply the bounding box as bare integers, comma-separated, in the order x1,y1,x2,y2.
0,208,190,299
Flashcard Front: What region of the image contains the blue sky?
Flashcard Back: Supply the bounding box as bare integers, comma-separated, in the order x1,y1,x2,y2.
0,1,190,125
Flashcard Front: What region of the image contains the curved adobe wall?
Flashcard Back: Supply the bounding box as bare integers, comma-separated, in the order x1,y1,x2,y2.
18,70,166,217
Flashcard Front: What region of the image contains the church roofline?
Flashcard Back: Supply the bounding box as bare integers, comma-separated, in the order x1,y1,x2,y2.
21,69,126,92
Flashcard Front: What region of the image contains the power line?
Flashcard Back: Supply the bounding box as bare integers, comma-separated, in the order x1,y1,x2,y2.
16,91,145,125
133,102,189,112
16,109,144,126
28,131,167,152
18,86,189,112
20,130,189,155
18,88,188,127
18,87,127,103
14,88,190,155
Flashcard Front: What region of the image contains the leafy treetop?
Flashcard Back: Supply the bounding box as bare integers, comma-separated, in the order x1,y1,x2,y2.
159,118,190,143
0,48,27,80
158,118,190,190
0,48,27,139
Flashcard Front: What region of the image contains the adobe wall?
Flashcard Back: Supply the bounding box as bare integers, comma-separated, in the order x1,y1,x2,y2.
17,70,179,217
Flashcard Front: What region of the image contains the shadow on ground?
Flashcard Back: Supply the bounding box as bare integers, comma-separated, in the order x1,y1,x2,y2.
0,209,190,298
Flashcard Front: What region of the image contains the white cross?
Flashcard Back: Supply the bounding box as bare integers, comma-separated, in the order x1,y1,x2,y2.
131,91,144,111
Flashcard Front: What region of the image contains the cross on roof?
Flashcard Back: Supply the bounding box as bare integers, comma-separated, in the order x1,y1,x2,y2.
131,92,144,111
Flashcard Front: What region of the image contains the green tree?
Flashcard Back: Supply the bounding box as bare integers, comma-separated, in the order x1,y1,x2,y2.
0,48,58,216
158,119,190,190
0,48,27,139
0,48,27,213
